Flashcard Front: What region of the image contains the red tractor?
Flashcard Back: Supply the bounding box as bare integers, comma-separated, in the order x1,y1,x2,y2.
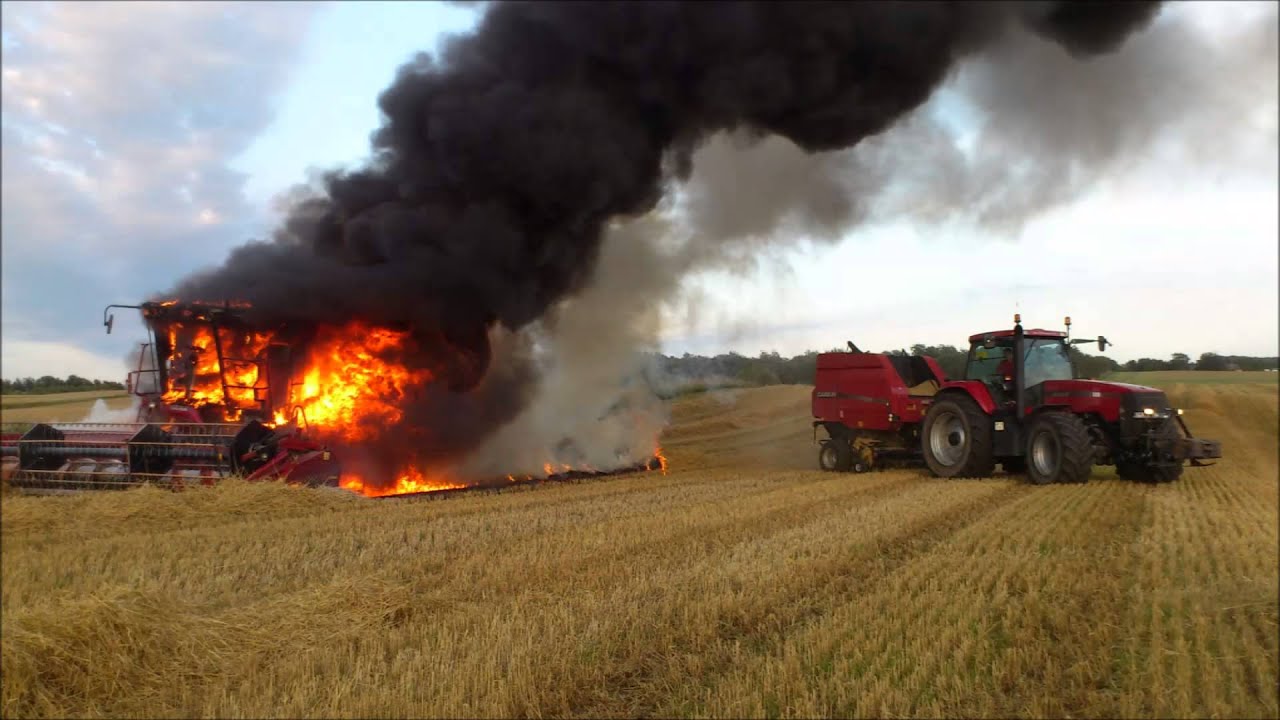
812,315,1222,484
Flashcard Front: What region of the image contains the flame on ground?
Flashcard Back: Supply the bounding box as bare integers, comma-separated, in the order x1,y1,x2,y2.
341,448,668,498
340,468,467,497
654,446,669,475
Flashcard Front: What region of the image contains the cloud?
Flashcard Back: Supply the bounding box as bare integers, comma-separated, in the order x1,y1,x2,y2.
1,1,320,376
0,339,129,381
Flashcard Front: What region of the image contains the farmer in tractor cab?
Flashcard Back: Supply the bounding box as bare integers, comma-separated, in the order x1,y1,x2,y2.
996,347,1014,383
992,347,1016,407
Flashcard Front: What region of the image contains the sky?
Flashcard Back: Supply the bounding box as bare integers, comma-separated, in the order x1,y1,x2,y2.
1,0,1276,381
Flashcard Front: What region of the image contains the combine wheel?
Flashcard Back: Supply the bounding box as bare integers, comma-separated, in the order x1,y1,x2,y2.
921,396,994,478
1025,412,1093,485
818,439,853,472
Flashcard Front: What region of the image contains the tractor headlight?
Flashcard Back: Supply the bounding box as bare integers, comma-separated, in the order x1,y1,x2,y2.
1142,408,1155,416
1177,408,1184,416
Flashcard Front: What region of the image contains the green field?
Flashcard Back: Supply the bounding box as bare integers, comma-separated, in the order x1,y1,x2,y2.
0,390,133,423
1105,370,1279,385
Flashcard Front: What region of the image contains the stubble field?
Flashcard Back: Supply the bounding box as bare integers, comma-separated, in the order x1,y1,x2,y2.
2,373,1276,718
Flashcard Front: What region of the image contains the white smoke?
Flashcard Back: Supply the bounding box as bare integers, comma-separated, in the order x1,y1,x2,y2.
77,397,141,423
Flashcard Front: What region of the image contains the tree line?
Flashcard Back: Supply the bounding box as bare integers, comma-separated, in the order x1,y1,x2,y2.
1,376,126,395
651,345,1278,393
1120,352,1279,372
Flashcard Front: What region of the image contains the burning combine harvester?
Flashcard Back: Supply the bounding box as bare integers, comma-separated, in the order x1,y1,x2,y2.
1,301,666,496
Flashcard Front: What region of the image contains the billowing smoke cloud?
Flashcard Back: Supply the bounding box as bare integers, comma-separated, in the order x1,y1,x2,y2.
448,2,1275,479
165,1,1170,485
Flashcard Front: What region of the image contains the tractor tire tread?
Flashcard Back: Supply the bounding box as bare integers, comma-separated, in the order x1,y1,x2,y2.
1027,412,1094,485
922,395,995,479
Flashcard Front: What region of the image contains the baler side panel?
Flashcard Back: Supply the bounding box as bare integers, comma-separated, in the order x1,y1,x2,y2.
891,390,932,424
812,353,903,432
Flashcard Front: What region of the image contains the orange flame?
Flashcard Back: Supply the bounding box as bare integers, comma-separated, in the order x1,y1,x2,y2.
339,468,467,497
149,307,670,496
289,323,432,442
160,325,272,418
654,446,669,475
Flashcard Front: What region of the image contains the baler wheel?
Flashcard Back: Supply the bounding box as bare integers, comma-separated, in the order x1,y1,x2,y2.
1025,412,1093,485
921,396,994,478
852,444,875,473
818,439,853,472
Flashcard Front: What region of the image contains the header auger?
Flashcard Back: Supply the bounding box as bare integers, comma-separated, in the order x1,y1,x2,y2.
812,315,1222,484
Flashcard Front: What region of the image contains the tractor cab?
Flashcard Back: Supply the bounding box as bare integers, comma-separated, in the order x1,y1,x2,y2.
104,301,307,425
964,320,1087,410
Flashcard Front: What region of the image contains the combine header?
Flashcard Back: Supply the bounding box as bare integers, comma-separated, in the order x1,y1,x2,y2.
1,420,337,492
1,301,340,492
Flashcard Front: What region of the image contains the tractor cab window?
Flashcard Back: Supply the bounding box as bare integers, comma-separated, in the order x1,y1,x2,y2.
966,342,1014,383
1023,339,1073,388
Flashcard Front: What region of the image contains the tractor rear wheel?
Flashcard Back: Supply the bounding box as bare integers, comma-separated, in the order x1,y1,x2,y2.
1026,412,1093,485
819,439,853,472
921,396,994,478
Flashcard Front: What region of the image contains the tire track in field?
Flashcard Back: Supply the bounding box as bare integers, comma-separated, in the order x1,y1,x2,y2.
421,469,927,602
565,480,1028,718
0,468,891,612
684,478,1148,718
133,475,1000,718
0,470,930,718
1117,462,1279,718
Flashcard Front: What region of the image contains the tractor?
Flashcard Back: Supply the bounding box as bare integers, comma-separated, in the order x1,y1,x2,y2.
812,315,1222,484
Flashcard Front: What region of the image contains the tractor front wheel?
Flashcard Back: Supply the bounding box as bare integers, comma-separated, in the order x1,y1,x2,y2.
1025,412,1093,485
921,396,994,478
819,439,853,472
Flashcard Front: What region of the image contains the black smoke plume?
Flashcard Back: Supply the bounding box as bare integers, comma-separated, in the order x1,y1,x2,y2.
166,1,1161,482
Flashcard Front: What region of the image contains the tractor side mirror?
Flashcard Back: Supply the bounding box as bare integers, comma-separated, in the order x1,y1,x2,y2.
1098,336,1109,352
105,313,114,335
